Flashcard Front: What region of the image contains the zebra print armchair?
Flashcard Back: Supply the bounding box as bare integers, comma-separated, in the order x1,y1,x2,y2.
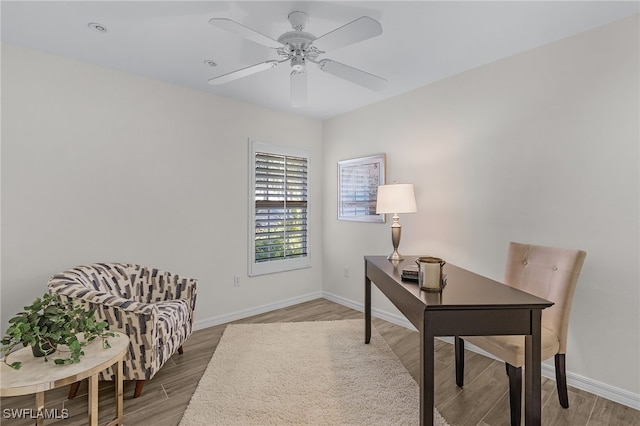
48,263,198,398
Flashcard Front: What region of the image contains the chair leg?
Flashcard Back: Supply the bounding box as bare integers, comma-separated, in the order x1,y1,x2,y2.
68,381,81,399
506,363,522,426
454,337,464,387
555,353,569,408
178,345,184,355
133,380,146,398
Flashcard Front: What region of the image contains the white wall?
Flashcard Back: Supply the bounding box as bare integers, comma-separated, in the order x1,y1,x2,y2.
1,43,324,330
322,15,639,399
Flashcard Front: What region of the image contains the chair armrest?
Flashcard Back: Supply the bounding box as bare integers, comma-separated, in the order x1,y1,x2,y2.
175,276,198,314
143,272,198,333
144,271,198,308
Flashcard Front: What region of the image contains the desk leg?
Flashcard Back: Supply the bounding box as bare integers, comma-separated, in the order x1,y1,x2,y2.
420,313,434,426
525,309,542,426
115,358,124,424
365,271,372,344
88,374,98,426
35,392,44,426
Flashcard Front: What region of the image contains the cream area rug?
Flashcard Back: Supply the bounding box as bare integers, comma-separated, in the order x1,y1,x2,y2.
179,319,449,426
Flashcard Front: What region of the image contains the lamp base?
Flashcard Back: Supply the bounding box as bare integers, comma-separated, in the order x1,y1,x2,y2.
387,217,404,261
387,250,404,261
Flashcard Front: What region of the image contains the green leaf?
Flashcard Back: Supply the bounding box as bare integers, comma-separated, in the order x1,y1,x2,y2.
30,298,42,311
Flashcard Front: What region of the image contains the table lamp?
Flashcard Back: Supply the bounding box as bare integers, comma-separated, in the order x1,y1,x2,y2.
376,183,417,261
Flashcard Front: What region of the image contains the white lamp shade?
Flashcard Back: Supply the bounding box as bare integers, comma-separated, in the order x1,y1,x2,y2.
376,184,417,214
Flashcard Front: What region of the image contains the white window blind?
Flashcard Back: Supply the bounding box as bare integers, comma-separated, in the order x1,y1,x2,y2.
249,141,311,276
339,166,378,217
337,154,385,222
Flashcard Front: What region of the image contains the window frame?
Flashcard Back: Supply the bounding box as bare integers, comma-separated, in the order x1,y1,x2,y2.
248,140,311,276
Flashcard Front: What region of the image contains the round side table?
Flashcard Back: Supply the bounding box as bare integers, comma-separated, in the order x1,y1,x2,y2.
1,332,129,426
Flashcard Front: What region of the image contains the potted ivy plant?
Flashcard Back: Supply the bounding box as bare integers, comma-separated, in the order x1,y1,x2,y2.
1,292,115,369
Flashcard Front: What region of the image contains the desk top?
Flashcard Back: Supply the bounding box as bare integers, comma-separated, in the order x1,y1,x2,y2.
0,332,129,396
365,256,553,310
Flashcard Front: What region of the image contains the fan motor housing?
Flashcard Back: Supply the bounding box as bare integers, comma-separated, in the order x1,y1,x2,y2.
277,31,315,51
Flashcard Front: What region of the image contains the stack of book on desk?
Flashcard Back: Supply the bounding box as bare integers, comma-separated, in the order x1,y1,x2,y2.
401,264,419,282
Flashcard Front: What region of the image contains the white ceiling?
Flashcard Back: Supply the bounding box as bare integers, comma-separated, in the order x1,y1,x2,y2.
2,1,638,120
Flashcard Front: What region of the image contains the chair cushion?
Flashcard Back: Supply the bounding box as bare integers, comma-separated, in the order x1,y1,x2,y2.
463,326,560,368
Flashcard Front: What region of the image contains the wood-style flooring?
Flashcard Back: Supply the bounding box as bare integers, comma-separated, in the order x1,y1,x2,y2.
1,298,638,425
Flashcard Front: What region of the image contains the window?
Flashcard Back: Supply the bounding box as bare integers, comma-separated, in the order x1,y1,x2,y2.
249,140,311,276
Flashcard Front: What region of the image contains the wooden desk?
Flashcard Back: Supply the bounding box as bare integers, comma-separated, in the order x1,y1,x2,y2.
1,332,129,426
364,256,553,426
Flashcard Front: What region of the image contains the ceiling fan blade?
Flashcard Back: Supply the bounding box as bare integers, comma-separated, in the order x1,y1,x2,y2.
290,71,307,107
208,60,281,85
209,18,283,49
312,16,382,52
317,59,387,91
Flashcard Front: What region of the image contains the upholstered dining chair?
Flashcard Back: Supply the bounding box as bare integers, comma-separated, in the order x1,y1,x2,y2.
48,263,198,398
454,242,586,426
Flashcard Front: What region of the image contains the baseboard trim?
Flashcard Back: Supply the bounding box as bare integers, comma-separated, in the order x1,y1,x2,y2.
322,291,417,331
549,366,640,410
322,291,640,410
194,291,323,330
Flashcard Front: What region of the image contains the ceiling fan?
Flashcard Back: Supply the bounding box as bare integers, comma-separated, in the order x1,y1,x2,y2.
208,11,387,107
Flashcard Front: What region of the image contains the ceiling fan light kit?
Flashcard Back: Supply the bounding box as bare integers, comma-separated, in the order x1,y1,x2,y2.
208,11,387,107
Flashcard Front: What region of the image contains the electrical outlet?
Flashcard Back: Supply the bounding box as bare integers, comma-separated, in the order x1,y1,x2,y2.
343,268,350,278
233,275,240,287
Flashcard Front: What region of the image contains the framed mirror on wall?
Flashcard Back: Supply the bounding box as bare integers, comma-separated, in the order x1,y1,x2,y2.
337,154,386,222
